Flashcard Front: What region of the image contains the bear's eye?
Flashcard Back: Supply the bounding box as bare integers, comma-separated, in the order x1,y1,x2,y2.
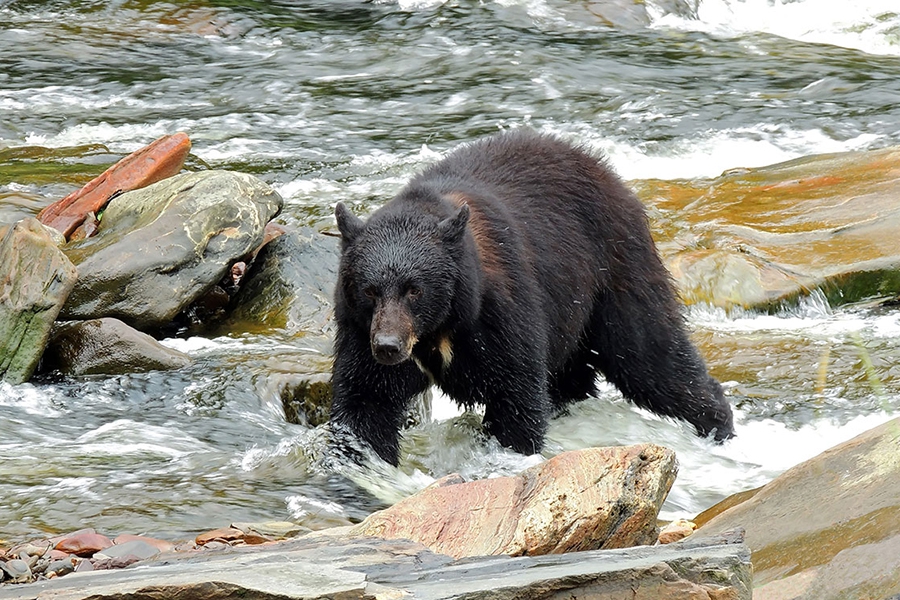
406,286,422,300
363,286,378,300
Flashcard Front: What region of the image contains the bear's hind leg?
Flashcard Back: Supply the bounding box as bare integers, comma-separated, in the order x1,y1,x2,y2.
586,289,734,441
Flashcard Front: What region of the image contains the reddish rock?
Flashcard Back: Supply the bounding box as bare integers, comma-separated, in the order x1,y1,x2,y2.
54,532,113,557
352,444,677,559
658,519,697,545
113,534,176,554
195,527,245,546
37,132,191,239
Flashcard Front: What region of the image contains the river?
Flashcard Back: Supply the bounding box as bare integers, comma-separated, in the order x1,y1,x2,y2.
1,0,899,542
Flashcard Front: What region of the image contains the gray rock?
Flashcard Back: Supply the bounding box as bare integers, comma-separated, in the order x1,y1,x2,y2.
93,540,160,561
40,318,190,376
226,227,338,335
0,218,78,384
0,532,751,600
59,170,282,330
0,559,32,584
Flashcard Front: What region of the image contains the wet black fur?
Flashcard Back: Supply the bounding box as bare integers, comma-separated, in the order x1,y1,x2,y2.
330,129,734,465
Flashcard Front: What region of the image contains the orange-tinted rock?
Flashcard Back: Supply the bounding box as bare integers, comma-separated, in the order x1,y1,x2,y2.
195,527,245,546
54,532,113,557
658,519,697,544
634,146,900,309
37,132,191,239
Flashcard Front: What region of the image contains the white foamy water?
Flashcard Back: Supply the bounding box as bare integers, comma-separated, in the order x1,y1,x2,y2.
654,0,900,56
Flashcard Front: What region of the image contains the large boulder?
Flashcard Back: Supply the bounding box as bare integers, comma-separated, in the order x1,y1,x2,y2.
694,416,900,599
40,318,191,376
59,170,282,331
352,444,677,559
636,147,900,309
226,227,338,335
0,218,78,384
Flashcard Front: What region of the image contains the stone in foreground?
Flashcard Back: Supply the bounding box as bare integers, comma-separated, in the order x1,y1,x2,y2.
0,218,78,384
0,531,751,600
353,444,677,558
60,170,282,330
695,416,900,600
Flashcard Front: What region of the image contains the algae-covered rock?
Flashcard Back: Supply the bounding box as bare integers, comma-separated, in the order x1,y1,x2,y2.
637,146,900,309
0,218,78,384
226,228,338,335
59,170,282,330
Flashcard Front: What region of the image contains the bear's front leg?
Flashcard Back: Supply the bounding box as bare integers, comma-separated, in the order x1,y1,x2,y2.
330,326,429,465
457,328,551,457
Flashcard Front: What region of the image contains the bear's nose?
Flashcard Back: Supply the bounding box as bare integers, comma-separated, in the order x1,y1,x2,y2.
372,334,405,365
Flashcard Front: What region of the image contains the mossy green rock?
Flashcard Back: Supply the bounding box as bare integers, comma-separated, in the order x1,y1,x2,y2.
59,170,282,330
0,218,77,384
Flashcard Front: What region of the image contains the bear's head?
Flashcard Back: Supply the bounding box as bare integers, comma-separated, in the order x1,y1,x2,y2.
334,200,470,366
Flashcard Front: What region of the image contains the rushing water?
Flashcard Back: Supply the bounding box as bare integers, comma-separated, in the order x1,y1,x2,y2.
2,0,900,542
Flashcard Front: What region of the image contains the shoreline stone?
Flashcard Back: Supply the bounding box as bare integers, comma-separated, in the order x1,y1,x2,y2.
0,218,78,384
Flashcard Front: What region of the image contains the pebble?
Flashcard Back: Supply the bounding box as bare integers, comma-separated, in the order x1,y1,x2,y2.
94,540,160,561
54,531,113,557
45,557,77,578
0,559,33,583
657,519,697,545
195,527,244,546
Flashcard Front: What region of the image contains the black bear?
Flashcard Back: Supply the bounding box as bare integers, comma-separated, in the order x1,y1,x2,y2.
330,129,734,465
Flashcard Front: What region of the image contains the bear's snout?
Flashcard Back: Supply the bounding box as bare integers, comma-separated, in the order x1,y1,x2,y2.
370,300,417,365
372,333,405,365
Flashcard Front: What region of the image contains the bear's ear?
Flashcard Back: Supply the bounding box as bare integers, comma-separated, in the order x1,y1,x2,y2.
438,204,469,243
335,202,364,246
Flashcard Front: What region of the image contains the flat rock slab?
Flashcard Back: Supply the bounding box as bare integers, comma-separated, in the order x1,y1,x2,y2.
0,532,751,600
59,170,282,330
0,218,77,384
352,444,678,558
36,132,191,239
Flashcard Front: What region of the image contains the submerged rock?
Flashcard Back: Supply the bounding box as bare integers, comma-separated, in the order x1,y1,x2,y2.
352,444,677,559
59,170,282,331
41,318,190,376
0,218,78,384
695,416,900,599
637,146,900,309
